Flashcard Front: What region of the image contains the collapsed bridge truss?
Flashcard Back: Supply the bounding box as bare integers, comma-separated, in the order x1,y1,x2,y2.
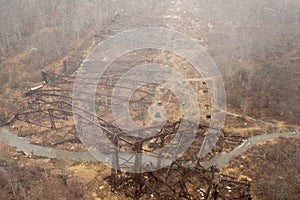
6,52,252,199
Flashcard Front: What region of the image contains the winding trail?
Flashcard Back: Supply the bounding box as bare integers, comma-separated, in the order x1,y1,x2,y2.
0,128,96,162
0,128,299,169
200,131,300,169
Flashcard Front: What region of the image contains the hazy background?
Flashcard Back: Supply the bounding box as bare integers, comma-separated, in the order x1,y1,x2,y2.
0,0,299,124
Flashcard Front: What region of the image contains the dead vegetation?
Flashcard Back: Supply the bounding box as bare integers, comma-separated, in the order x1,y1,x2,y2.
0,0,299,199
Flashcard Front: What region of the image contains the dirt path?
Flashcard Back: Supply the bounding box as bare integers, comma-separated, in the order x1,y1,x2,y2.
1,127,299,169
200,131,300,169
0,128,96,162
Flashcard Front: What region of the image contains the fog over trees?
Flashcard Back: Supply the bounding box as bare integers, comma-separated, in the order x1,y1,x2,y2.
0,0,299,123
0,1,299,199
0,0,115,60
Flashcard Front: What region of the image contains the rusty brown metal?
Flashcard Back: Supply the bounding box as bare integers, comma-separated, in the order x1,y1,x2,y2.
11,70,252,200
